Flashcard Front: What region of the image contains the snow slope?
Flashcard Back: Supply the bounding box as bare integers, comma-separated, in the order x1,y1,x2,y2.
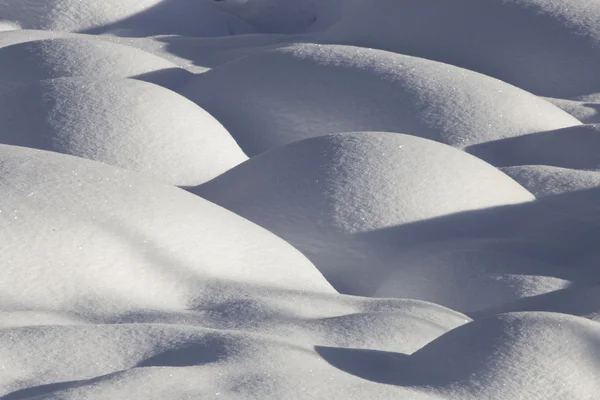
194,132,535,295
0,77,246,186
182,43,579,156
1,0,599,399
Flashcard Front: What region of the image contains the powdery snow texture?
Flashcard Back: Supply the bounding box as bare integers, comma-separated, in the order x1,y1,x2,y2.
0,77,247,186
194,132,535,295
1,0,600,399
182,43,579,156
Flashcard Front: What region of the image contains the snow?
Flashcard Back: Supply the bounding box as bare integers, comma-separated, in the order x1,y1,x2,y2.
182,43,579,156
0,77,247,186
194,132,535,295
468,124,600,170
0,37,190,89
318,0,600,98
1,0,599,398
406,312,600,399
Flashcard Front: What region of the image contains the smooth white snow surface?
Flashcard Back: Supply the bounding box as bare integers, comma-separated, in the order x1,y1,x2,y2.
0,77,247,186
194,132,535,295
0,0,599,399
182,43,579,156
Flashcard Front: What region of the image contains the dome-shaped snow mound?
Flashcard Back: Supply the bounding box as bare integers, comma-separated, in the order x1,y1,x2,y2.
213,0,319,33
406,312,600,399
319,0,600,98
375,249,572,313
0,37,189,88
0,77,247,186
467,124,600,170
0,0,162,32
503,165,600,199
0,144,333,313
2,318,466,399
182,43,579,156
502,165,600,224
0,0,256,37
193,132,534,295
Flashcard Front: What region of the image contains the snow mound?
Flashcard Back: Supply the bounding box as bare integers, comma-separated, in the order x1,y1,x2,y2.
502,165,600,224
0,144,333,314
406,312,600,399
319,0,600,98
0,0,163,32
474,285,600,322
1,0,599,398
182,43,579,156
375,249,572,313
193,132,534,295
0,27,66,48
0,77,247,186
0,0,256,37
503,165,600,199
213,0,319,33
2,323,451,399
0,29,212,72
0,37,190,89
468,124,600,170
545,97,600,124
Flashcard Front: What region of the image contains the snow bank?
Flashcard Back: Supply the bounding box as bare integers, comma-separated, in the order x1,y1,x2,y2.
194,132,534,295
407,312,600,399
503,165,600,199
502,165,600,224
182,43,579,156
546,97,600,124
473,286,600,322
375,250,571,313
319,0,600,98
0,77,247,186
0,144,332,314
468,124,600,170
213,0,320,33
2,323,445,399
0,0,163,32
0,37,190,89
0,0,254,37
0,29,212,72
1,0,599,398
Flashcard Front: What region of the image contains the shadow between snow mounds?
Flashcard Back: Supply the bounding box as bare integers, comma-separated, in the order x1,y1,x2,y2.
131,67,194,92
353,187,600,281
314,346,412,386
466,124,600,169
2,380,92,400
137,334,232,367
80,0,254,37
0,372,125,400
470,283,600,320
158,34,313,69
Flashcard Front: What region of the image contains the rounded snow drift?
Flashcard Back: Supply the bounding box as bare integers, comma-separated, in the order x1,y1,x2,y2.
0,0,255,37
0,144,333,313
0,37,190,89
193,132,534,295
0,0,163,32
467,124,600,170
503,165,600,224
319,0,600,98
375,249,572,313
407,312,600,399
182,43,579,156
0,77,247,186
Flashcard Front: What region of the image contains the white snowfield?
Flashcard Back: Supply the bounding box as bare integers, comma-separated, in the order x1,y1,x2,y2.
0,0,599,399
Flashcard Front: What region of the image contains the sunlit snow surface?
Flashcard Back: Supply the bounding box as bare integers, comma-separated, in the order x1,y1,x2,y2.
1,1,599,399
